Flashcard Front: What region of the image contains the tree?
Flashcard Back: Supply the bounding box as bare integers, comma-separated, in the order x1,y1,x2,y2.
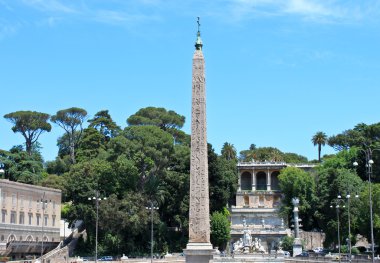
88,110,121,139
4,111,51,155
209,144,238,212
210,210,231,251
121,125,174,190
0,147,44,184
280,236,295,252
312,149,363,247
328,122,380,181
221,142,237,161
127,107,185,131
51,107,87,164
76,127,106,162
312,131,328,162
278,167,318,230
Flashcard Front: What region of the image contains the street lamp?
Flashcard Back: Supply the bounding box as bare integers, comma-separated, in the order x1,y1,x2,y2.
354,148,377,263
38,192,51,262
338,192,359,262
88,191,107,263
145,202,158,263
330,203,344,263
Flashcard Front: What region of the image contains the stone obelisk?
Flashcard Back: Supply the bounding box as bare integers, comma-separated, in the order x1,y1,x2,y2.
184,18,214,263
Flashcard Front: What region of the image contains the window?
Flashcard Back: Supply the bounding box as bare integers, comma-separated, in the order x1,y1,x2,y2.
20,195,24,208
10,211,16,224
1,191,6,205
12,194,16,207
36,214,40,226
29,197,32,208
44,215,48,226
28,213,32,225
52,215,56,227
19,212,24,224
1,210,6,223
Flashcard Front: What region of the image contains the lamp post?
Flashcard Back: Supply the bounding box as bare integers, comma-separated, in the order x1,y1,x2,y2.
353,147,378,263
145,202,158,263
88,191,107,263
330,203,343,263
38,192,51,262
338,192,359,263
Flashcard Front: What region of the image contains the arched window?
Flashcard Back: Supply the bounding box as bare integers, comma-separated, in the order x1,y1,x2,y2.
26,235,33,242
241,172,252,190
256,172,267,190
271,171,280,190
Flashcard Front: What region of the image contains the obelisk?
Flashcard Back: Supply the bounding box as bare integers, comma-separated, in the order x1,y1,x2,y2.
184,17,214,263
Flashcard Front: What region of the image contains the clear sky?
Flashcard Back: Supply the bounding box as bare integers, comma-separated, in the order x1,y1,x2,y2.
1,0,380,162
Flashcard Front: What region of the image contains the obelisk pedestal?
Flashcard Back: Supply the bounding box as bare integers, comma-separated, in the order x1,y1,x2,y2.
184,19,215,263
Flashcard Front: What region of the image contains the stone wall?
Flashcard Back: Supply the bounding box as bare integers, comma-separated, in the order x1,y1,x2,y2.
300,231,325,250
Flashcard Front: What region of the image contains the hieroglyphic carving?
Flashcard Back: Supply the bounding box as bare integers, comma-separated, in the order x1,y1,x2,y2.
188,49,210,243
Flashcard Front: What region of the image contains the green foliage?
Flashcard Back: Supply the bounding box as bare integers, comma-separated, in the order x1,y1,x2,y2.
221,142,237,161
88,110,121,138
76,127,107,162
127,107,185,131
51,107,87,163
210,211,230,250
328,122,380,181
122,125,174,189
311,131,328,162
46,157,70,175
239,146,308,163
283,153,308,163
280,236,294,252
4,111,51,154
0,148,44,184
209,144,238,212
314,149,364,247
278,167,318,230
358,183,380,247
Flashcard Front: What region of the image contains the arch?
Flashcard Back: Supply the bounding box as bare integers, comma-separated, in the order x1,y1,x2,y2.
271,171,280,190
256,172,267,190
241,172,252,190
26,235,33,242
7,234,16,243
43,235,48,242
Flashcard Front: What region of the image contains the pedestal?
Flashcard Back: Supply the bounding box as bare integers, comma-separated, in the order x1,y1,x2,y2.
293,238,302,257
184,242,215,263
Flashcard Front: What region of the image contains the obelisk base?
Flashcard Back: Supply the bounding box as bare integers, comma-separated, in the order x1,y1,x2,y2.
184,242,215,263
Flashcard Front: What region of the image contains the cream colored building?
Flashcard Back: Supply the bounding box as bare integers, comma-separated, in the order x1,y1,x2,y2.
230,161,315,252
0,179,61,258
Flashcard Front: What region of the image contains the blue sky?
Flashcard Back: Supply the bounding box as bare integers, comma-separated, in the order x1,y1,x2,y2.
1,0,380,162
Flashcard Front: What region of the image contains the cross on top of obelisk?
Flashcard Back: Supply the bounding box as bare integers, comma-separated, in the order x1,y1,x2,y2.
195,17,203,50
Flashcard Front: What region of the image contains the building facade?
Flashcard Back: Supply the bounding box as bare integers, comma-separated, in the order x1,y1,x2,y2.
230,161,314,252
0,179,61,258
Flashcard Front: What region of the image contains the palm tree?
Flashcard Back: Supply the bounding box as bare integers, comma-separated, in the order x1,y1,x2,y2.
221,142,237,161
312,131,328,162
